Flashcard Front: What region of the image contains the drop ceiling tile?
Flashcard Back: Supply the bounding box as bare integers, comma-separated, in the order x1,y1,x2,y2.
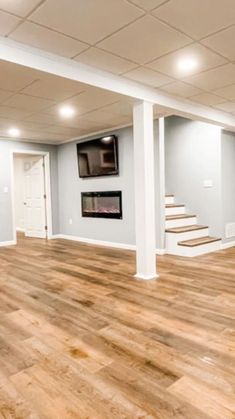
0,0,42,17
201,26,235,61
4,94,55,112
0,10,21,35
0,106,32,119
153,0,235,39
102,101,133,117
74,47,137,75
124,67,173,87
21,75,85,101
0,61,40,91
56,87,123,115
189,92,226,106
10,22,89,58
214,101,235,112
23,112,60,125
0,89,14,104
184,64,235,91
160,81,202,98
213,84,235,101
147,43,227,78
30,0,143,44
128,0,168,11
98,15,191,64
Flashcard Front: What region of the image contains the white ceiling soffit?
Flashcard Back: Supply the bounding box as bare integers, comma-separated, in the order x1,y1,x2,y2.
0,37,235,132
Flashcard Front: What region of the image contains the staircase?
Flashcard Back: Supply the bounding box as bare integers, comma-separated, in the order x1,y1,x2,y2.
165,195,221,257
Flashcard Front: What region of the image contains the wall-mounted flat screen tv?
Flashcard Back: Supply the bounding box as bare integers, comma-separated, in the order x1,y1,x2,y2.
77,135,119,178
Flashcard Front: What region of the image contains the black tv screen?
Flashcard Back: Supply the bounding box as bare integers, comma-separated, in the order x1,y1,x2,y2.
77,135,118,178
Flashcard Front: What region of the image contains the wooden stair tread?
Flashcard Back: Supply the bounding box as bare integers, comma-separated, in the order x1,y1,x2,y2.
165,204,184,208
178,236,221,247
166,225,208,233
166,214,196,220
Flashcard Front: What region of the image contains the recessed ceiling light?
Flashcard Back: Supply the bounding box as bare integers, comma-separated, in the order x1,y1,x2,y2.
102,136,113,143
8,127,20,137
59,105,75,118
177,57,198,73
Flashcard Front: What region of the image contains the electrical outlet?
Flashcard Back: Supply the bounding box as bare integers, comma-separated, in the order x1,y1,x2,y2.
69,218,73,225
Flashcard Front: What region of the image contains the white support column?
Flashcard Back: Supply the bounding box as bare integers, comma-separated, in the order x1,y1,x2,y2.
133,101,158,280
158,117,166,252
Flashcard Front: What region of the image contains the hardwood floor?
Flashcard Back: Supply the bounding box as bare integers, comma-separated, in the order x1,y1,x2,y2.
0,234,235,418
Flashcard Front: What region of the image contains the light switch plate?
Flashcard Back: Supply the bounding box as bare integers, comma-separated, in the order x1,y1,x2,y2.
3,186,8,193
203,180,213,188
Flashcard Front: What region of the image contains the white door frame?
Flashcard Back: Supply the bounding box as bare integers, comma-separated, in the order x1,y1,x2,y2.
11,150,53,243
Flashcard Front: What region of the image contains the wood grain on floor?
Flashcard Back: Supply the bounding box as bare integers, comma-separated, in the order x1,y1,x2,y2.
0,234,235,418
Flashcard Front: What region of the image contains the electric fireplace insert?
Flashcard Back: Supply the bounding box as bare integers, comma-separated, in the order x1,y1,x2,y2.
81,191,122,219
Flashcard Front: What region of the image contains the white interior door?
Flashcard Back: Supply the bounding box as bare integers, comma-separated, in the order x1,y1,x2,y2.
24,156,47,238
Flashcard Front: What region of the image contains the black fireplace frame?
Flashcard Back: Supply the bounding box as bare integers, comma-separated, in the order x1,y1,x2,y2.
81,191,122,219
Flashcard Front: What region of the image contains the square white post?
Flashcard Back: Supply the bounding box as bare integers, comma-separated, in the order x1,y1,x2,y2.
158,117,166,251
133,101,158,280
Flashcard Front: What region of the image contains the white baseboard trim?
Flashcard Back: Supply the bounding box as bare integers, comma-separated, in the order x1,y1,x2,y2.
221,241,235,250
51,234,136,251
16,228,25,233
0,240,16,247
156,248,167,255
50,234,166,255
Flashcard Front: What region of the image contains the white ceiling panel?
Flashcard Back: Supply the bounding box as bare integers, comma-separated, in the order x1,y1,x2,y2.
0,0,42,17
98,15,191,64
147,43,227,78
201,26,235,61
74,47,137,75
127,0,168,11
189,92,226,106
215,102,235,113
160,81,203,98
30,0,143,44
124,67,173,87
0,60,40,91
3,93,55,112
0,10,21,36
153,0,235,39
21,75,86,101
10,22,89,58
213,85,235,101
0,89,15,104
184,64,235,91
0,106,33,119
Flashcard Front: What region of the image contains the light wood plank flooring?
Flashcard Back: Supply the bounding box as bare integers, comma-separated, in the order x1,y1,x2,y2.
0,234,235,418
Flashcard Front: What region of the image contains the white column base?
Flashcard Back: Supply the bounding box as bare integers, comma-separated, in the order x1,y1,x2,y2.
134,273,159,280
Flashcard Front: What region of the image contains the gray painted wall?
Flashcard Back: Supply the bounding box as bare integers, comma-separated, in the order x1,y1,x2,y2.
57,123,162,247
58,127,136,246
165,116,223,238
1,116,234,248
221,130,235,244
0,139,59,242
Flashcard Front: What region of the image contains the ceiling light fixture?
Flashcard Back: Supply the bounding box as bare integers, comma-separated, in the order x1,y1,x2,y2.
177,57,198,73
59,105,75,118
102,136,113,143
8,127,20,137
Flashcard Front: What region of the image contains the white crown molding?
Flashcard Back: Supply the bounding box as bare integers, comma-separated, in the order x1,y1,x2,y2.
0,37,235,131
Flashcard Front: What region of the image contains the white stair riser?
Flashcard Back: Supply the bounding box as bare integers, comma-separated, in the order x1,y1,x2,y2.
165,206,185,216
165,196,174,205
166,228,209,253
166,216,197,229
171,240,221,257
